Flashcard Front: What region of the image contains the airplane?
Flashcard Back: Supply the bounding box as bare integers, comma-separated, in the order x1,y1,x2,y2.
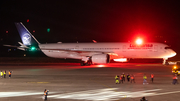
4,22,177,66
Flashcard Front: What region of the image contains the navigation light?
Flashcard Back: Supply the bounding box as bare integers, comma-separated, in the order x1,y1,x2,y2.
30,46,36,51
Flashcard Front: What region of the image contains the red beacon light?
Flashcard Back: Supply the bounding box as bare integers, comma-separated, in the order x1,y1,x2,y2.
135,38,143,45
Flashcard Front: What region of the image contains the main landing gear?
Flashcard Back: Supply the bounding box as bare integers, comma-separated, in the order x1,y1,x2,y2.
80,57,92,66
80,60,92,66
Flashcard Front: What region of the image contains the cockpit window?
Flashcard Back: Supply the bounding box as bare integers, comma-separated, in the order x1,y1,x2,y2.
165,47,171,49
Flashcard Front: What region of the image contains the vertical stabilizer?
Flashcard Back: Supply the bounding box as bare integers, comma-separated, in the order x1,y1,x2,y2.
15,22,40,46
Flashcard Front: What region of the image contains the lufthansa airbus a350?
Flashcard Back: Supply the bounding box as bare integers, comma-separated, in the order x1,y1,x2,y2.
4,22,176,65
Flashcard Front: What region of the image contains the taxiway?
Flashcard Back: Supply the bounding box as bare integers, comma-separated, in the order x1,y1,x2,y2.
0,63,178,101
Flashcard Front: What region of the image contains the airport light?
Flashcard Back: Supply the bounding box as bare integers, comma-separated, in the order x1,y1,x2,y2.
47,28,50,32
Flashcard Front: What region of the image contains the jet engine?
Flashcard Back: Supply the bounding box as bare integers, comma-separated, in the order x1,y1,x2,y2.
91,54,110,64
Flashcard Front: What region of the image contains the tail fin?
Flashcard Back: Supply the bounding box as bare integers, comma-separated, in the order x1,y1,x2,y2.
15,22,40,46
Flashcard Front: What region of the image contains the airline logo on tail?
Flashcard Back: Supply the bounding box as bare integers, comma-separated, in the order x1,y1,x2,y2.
22,33,31,45
15,22,40,46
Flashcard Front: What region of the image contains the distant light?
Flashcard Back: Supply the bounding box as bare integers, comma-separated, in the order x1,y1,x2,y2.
27,19,29,22
164,41,167,43
6,31,8,33
136,38,143,45
174,66,177,69
8,49,11,52
47,28,50,32
33,30,35,32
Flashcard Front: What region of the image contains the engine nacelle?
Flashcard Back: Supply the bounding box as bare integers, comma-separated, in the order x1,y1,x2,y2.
91,54,110,64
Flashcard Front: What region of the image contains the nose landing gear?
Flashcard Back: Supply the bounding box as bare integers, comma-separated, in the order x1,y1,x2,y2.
163,58,169,65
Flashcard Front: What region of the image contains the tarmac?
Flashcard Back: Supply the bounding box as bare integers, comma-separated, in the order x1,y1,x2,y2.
0,63,179,101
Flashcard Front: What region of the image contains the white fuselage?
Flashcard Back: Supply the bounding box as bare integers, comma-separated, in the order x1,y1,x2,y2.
39,42,176,60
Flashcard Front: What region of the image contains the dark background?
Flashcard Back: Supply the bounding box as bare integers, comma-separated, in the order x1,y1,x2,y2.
0,0,180,61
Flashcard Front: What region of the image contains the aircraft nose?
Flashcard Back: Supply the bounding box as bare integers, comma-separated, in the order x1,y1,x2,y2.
170,49,176,57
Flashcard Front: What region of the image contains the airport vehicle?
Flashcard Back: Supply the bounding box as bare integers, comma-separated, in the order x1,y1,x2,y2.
4,22,176,66
172,62,180,75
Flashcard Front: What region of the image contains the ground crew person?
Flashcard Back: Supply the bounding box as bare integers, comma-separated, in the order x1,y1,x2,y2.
140,97,148,101
172,74,178,85
150,73,154,83
1,70,3,78
9,70,11,78
4,70,6,78
130,74,135,83
143,74,148,85
44,89,48,101
120,75,123,83
122,73,125,82
127,74,130,82
115,75,119,84
174,70,178,75
120,74,124,83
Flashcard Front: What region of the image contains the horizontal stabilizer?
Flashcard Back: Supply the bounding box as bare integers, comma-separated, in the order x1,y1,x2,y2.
3,44,20,48
18,42,28,48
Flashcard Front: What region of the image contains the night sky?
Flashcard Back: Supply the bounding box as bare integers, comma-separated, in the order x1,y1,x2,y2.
1,0,180,60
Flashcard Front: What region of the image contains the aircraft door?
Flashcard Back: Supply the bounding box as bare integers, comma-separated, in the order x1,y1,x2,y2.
122,45,126,52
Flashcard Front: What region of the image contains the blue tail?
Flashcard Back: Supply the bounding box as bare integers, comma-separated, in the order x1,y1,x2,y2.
15,22,40,46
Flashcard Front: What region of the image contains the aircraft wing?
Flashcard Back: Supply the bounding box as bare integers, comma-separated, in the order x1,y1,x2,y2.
40,48,119,59
4,43,119,58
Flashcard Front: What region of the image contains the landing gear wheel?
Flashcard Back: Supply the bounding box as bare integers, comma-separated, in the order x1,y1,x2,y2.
86,60,92,66
80,61,91,66
86,62,91,66
80,62,85,66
